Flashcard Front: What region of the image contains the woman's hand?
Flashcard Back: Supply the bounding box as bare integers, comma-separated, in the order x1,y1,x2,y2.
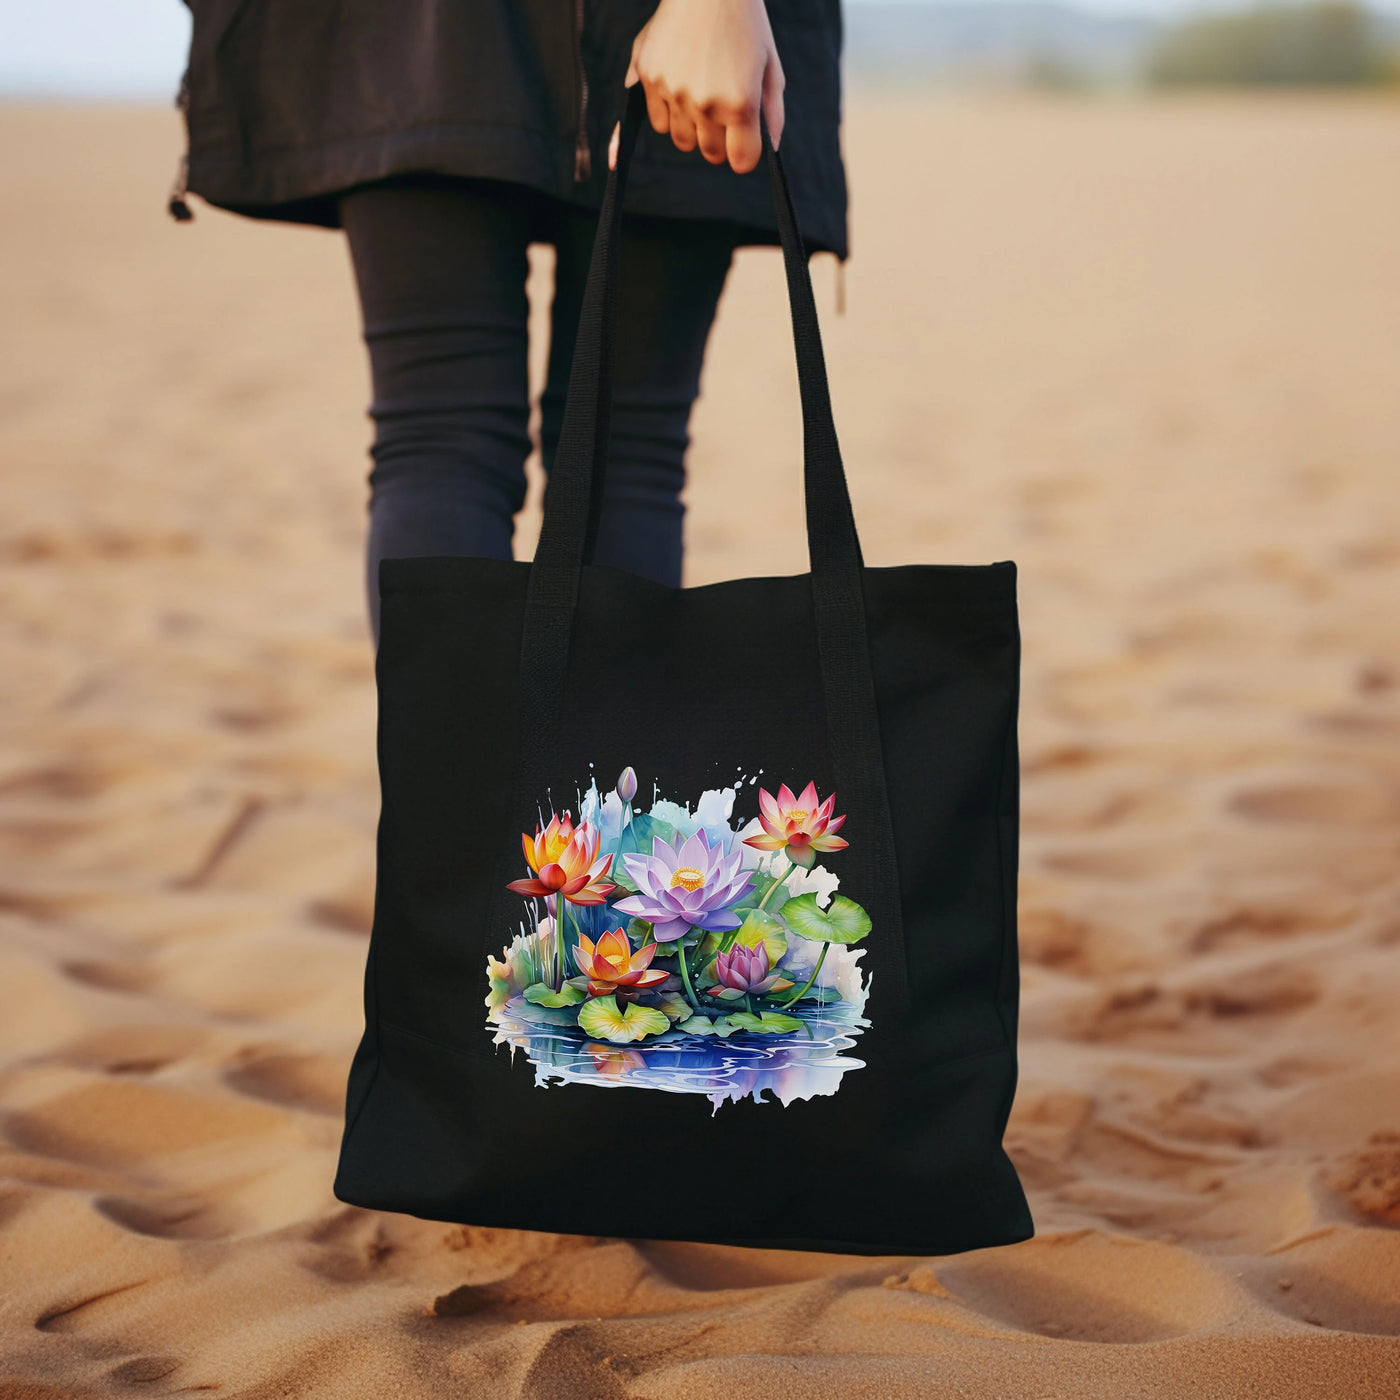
612,0,785,175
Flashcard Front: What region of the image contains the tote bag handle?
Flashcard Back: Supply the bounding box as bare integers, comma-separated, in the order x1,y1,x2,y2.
517,86,908,1019
530,83,863,585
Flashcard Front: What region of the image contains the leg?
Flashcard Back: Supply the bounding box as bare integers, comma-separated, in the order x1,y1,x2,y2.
540,212,736,588
340,177,535,637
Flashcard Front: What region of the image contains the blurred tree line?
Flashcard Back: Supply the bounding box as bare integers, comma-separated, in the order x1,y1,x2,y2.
1146,2,1398,85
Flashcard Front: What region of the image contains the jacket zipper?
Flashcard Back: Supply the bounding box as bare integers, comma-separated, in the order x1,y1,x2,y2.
168,73,194,221
572,0,592,182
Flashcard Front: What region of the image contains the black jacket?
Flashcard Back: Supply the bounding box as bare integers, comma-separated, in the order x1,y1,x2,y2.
179,0,848,257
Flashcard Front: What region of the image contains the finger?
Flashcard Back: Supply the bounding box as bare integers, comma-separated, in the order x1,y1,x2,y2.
626,30,643,87
762,56,786,151
643,81,671,135
608,120,621,171
695,112,729,166
667,100,698,154
725,114,762,174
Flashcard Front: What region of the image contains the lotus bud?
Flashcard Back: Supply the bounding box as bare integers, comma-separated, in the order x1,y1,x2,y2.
615,766,638,803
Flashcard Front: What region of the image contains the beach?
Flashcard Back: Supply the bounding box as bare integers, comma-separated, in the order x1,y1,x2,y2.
1,93,1398,1396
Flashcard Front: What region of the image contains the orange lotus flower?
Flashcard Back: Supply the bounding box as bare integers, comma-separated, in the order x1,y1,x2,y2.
520,811,576,875
507,816,615,905
743,781,848,868
573,927,669,998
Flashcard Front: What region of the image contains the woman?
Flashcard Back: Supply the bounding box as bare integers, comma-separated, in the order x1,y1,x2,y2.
176,0,847,635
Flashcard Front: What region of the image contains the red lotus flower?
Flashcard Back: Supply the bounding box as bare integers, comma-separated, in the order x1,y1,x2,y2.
507,816,615,905
743,781,848,868
573,927,669,998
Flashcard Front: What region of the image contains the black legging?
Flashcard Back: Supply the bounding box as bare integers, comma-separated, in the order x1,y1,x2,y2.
339,177,736,636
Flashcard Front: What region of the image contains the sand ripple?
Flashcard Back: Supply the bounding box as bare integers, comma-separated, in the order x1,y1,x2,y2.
1,94,1398,1397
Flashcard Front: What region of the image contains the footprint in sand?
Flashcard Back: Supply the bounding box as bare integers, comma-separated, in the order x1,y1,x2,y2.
302,1209,547,1285
1180,965,1322,1019
1018,908,1094,971
936,1232,1246,1343
1230,781,1400,827
3,1078,290,1169
60,958,154,995
1073,964,1320,1042
639,1240,876,1291
0,527,197,564
1041,840,1190,881
108,1355,184,1384
0,888,84,920
53,1025,207,1076
211,700,300,733
1016,908,1146,977
0,815,98,857
0,760,115,801
1189,896,1357,953
224,1049,348,1116
95,1192,231,1241
432,1241,658,1323
1253,1228,1400,1336
35,1279,151,1333
306,869,377,936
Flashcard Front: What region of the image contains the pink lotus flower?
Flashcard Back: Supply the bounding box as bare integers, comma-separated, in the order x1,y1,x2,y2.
707,942,794,1001
743,781,848,869
507,816,615,906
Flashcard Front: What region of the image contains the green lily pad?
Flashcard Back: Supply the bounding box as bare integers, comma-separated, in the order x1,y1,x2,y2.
691,928,725,967
609,865,639,894
627,918,655,947
609,821,672,894
778,982,832,1004
616,814,676,875
656,992,692,1023
677,1015,743,1038
779,893,872,945
734,907,787,964
725,1010,805,1035
577,995,670,1044
512,998,582,1028
523,981,585,1007
730,869,789,914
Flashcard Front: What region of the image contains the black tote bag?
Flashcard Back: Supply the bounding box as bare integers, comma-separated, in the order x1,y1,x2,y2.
335,88,1032,1256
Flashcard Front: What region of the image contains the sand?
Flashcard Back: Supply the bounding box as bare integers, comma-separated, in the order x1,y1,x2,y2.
0,92,1397,1397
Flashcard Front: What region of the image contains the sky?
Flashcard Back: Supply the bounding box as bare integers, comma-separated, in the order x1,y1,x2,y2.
1,0,1393,99
0,0,191,99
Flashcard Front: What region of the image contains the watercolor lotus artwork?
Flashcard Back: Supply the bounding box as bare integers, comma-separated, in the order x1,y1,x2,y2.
485,771,872,1108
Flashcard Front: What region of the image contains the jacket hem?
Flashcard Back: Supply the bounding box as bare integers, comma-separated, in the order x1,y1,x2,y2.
186,123,849,258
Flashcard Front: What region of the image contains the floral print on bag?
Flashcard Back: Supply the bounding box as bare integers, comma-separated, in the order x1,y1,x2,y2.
485,771,872,1108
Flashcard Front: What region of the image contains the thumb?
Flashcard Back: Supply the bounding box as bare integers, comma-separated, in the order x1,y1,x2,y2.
761,53,785,151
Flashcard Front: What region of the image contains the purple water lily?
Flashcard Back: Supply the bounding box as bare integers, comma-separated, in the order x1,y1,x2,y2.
614,830,753,943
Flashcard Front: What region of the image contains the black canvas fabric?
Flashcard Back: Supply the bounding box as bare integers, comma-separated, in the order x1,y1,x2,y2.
334,88,1032,1255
